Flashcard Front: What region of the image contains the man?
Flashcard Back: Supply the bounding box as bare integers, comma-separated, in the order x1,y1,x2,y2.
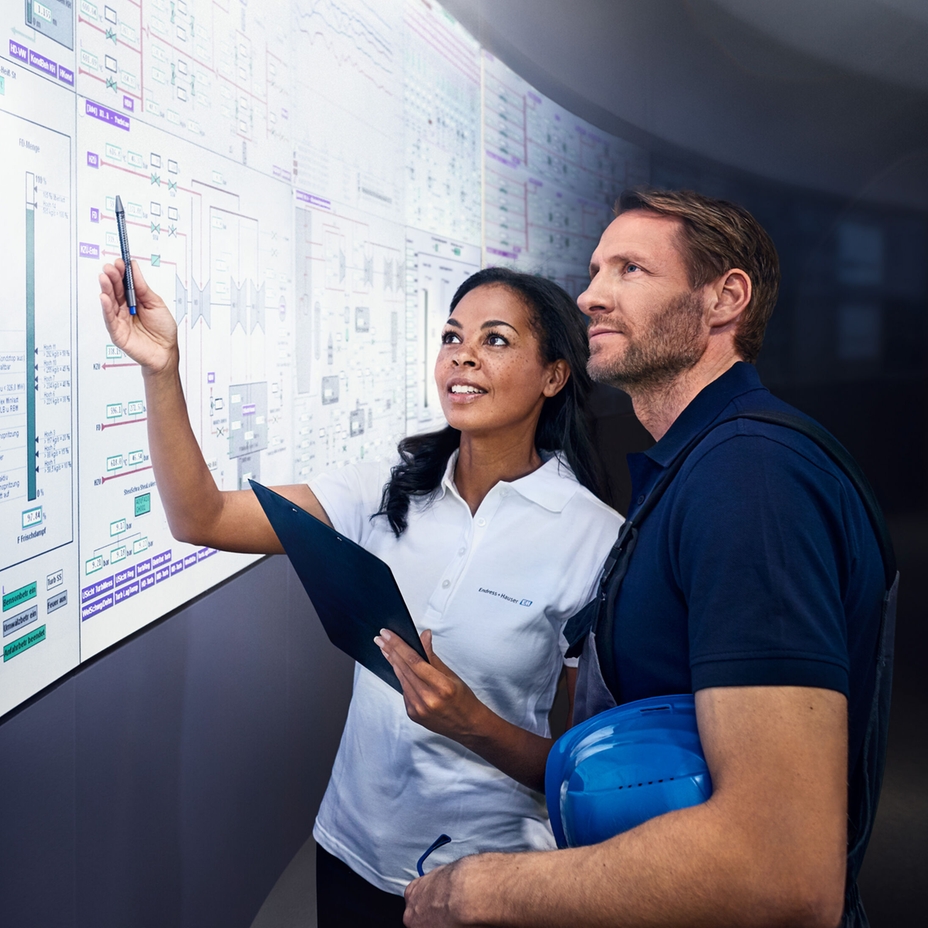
403,189,889,927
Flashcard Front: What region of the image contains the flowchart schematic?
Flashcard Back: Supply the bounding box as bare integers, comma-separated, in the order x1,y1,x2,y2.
0,0,652,717
75,97,293,660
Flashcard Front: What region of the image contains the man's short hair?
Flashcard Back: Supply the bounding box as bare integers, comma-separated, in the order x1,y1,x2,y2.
616,188,780,363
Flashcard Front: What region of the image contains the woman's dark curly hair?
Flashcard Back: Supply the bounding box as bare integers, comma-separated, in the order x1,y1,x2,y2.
375,267,604,536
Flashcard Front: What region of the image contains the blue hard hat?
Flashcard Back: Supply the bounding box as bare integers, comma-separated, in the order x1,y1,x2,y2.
545,694,712,848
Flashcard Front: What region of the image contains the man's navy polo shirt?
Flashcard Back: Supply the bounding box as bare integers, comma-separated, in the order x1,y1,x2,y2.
612,362,884,768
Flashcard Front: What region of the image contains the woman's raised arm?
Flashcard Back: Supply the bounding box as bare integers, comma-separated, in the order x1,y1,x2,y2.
99,259,330,553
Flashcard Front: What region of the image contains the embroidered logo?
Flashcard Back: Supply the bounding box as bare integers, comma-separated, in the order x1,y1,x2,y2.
478,587,532,607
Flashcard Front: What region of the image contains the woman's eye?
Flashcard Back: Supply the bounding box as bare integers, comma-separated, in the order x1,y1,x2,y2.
441,331,460,344
486,333,508,346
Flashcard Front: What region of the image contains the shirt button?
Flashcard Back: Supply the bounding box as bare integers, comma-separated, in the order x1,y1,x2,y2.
477,517,486,527
441,579,450,589
636,494,645,505
501,488,509,497
458,547,466,556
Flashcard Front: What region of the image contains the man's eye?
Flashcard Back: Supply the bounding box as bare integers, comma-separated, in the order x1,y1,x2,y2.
626,263,640,273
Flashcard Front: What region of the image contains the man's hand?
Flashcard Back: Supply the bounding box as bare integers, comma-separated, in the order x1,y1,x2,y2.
400,685,849,928
404,856,498,928
404,863,458,927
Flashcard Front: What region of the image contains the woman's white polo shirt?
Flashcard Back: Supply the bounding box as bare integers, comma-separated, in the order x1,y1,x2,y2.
310,451,622,894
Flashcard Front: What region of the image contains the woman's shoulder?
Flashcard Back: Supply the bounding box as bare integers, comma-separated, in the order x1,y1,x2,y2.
542,454,623,522
310,455,397,514
568,485,624,533
353,454,399,488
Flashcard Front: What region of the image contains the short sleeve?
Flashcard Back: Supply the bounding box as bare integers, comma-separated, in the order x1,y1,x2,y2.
671,430,852,696
309,459,394,546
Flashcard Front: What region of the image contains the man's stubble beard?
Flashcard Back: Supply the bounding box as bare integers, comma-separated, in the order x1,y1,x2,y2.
587,290,707,391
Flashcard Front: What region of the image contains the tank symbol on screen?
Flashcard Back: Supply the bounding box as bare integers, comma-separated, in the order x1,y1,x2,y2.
322,375,339,405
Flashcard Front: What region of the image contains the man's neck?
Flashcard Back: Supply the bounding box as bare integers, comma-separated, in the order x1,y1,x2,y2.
628,355,741,442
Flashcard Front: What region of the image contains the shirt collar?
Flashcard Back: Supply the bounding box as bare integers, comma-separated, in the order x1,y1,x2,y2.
440,449,579,513
506,452,580,512
644,361,768,468
437,450,457,501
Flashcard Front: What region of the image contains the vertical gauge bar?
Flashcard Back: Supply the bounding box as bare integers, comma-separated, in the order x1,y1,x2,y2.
422,288,429,408
25,172,37,501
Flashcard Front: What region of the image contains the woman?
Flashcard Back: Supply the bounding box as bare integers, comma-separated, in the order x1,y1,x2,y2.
98,262,622,925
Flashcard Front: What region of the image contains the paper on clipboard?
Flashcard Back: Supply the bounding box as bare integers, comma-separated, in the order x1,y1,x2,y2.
249,479,428,692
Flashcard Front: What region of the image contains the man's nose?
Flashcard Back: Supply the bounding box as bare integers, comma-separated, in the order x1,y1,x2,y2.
578,281,604,318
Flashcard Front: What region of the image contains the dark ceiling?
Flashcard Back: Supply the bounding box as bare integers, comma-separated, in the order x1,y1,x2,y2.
440,0,928,209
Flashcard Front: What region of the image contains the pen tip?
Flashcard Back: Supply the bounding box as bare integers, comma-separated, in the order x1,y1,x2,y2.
115,195,123,210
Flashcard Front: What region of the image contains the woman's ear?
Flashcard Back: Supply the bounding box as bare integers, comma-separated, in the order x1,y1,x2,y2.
543,359,571,397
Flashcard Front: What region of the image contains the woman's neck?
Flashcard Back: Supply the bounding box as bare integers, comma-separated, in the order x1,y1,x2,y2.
454,433,543,515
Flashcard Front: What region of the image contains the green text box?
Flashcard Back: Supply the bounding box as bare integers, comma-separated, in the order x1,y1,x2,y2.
135,492,151,516
4,625,46,662
3,582,37,612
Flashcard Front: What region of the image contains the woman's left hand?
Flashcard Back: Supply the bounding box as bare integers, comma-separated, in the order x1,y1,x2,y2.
375,628,489,741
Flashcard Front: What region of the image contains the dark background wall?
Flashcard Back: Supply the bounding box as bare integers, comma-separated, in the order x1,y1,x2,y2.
0,557,353,928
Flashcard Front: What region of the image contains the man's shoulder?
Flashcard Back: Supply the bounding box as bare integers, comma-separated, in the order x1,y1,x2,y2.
685,392,845,482
662,391,869,550
665,399,876,569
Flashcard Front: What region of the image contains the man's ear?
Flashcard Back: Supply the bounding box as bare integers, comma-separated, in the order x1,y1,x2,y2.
706,269,751,329
543,359,571,397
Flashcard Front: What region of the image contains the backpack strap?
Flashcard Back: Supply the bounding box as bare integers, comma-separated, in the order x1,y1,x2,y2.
572,406,897,922
564,409,896,688
724,410,895,587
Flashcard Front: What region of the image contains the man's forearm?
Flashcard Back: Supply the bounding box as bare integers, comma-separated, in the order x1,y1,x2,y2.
407,799,840,928
405,686,848,928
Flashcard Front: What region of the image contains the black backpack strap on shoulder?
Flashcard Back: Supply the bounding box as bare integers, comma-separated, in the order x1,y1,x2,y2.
724,410,896,588
580,408,896,698
563,418,725,658
575,405,896,922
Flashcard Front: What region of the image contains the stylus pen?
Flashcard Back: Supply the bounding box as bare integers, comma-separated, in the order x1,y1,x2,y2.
114,195,137,315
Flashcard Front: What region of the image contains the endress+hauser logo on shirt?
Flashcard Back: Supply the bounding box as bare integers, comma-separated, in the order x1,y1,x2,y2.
478,587,532,607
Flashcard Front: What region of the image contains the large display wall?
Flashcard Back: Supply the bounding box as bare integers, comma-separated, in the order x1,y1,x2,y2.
0,0,649,716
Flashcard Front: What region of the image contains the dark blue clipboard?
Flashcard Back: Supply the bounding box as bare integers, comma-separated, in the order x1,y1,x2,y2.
249,479,427,692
